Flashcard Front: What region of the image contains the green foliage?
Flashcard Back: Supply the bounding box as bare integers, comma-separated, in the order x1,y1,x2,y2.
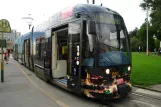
130,37,141,51
136,22,155,51
129,27,138,38
140,0,153,10
140,0,161,40
154,39,160,50
129,0,161,52
137,23,146,45
129,28,142,52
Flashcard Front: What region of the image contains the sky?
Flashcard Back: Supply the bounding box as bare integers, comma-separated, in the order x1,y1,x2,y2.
0,0,146,34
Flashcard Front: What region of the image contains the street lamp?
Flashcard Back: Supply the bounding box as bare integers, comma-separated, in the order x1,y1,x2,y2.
22,14,33,30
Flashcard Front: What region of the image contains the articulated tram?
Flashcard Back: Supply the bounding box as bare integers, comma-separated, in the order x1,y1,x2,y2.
14,4,132,99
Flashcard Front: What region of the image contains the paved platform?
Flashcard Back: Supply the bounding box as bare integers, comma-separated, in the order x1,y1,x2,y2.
0,57,60,107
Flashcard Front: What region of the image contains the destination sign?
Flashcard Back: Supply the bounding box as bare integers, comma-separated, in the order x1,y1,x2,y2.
94,13,121,25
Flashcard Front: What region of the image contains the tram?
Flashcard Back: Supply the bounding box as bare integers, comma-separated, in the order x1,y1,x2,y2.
14,4,132,99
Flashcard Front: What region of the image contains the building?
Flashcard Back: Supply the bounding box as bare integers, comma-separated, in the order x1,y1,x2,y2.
0,29,21,52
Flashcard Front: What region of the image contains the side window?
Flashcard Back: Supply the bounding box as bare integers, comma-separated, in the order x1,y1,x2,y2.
36,37,45,66
57,29,68,60
36,38,41,59
26,40,28,56
41,37,45,60
45,37,51,68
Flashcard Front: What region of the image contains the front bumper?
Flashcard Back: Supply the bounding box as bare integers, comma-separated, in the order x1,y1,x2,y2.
81,66,132,99
83,83,132,99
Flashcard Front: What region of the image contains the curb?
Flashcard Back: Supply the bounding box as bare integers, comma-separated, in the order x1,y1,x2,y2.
132,85,161,93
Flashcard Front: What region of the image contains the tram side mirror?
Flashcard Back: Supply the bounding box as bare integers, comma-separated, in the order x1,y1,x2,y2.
88,21,96,34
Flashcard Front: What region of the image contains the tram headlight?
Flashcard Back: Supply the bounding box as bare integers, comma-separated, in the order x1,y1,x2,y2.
106,69,110,74
128,66,131,71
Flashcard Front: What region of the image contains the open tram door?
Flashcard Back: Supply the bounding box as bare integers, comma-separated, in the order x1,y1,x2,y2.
51,20,85,93
51,26,69,88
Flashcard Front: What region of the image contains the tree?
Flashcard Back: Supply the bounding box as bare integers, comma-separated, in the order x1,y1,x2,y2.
140,0,161,40
137,22,155,51
130,37,141,52
154,39,160,50
129,27,138,38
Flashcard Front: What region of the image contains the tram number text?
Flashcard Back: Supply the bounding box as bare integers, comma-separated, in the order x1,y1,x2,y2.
112,72,119,77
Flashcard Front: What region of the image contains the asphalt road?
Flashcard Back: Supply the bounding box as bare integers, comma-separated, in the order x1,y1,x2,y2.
10,57,161,107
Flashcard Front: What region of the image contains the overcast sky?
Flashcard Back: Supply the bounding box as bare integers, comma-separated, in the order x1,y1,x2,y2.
0,0,146,34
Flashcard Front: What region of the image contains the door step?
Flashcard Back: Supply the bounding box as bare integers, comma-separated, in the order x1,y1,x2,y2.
55,78,67,87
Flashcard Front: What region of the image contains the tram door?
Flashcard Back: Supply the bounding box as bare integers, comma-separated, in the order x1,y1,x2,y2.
44,30,52,80
67,20,82,93
51,29,68,79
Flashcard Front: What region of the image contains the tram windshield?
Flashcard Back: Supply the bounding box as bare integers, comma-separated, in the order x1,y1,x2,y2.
83,13,131,67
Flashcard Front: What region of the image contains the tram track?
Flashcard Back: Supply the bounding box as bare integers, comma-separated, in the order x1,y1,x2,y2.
131,92,161,101
98,92,161,107
130,92,161,107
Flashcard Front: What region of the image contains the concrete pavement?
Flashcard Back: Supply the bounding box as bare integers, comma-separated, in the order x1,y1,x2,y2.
149,84,161,91
134,84,161,93
0,57,61,107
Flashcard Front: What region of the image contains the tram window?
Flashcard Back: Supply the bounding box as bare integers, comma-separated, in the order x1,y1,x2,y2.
28,40,30,56
45,38,51,68
41,38,45,60
36,37,45,60
36,38,41,59
57,29,68,60
35,37,45,66
26,40,29,55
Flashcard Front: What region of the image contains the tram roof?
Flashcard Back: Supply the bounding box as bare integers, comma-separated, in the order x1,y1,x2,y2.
20,32,45,41
34,4,121,32
75,4,120,14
